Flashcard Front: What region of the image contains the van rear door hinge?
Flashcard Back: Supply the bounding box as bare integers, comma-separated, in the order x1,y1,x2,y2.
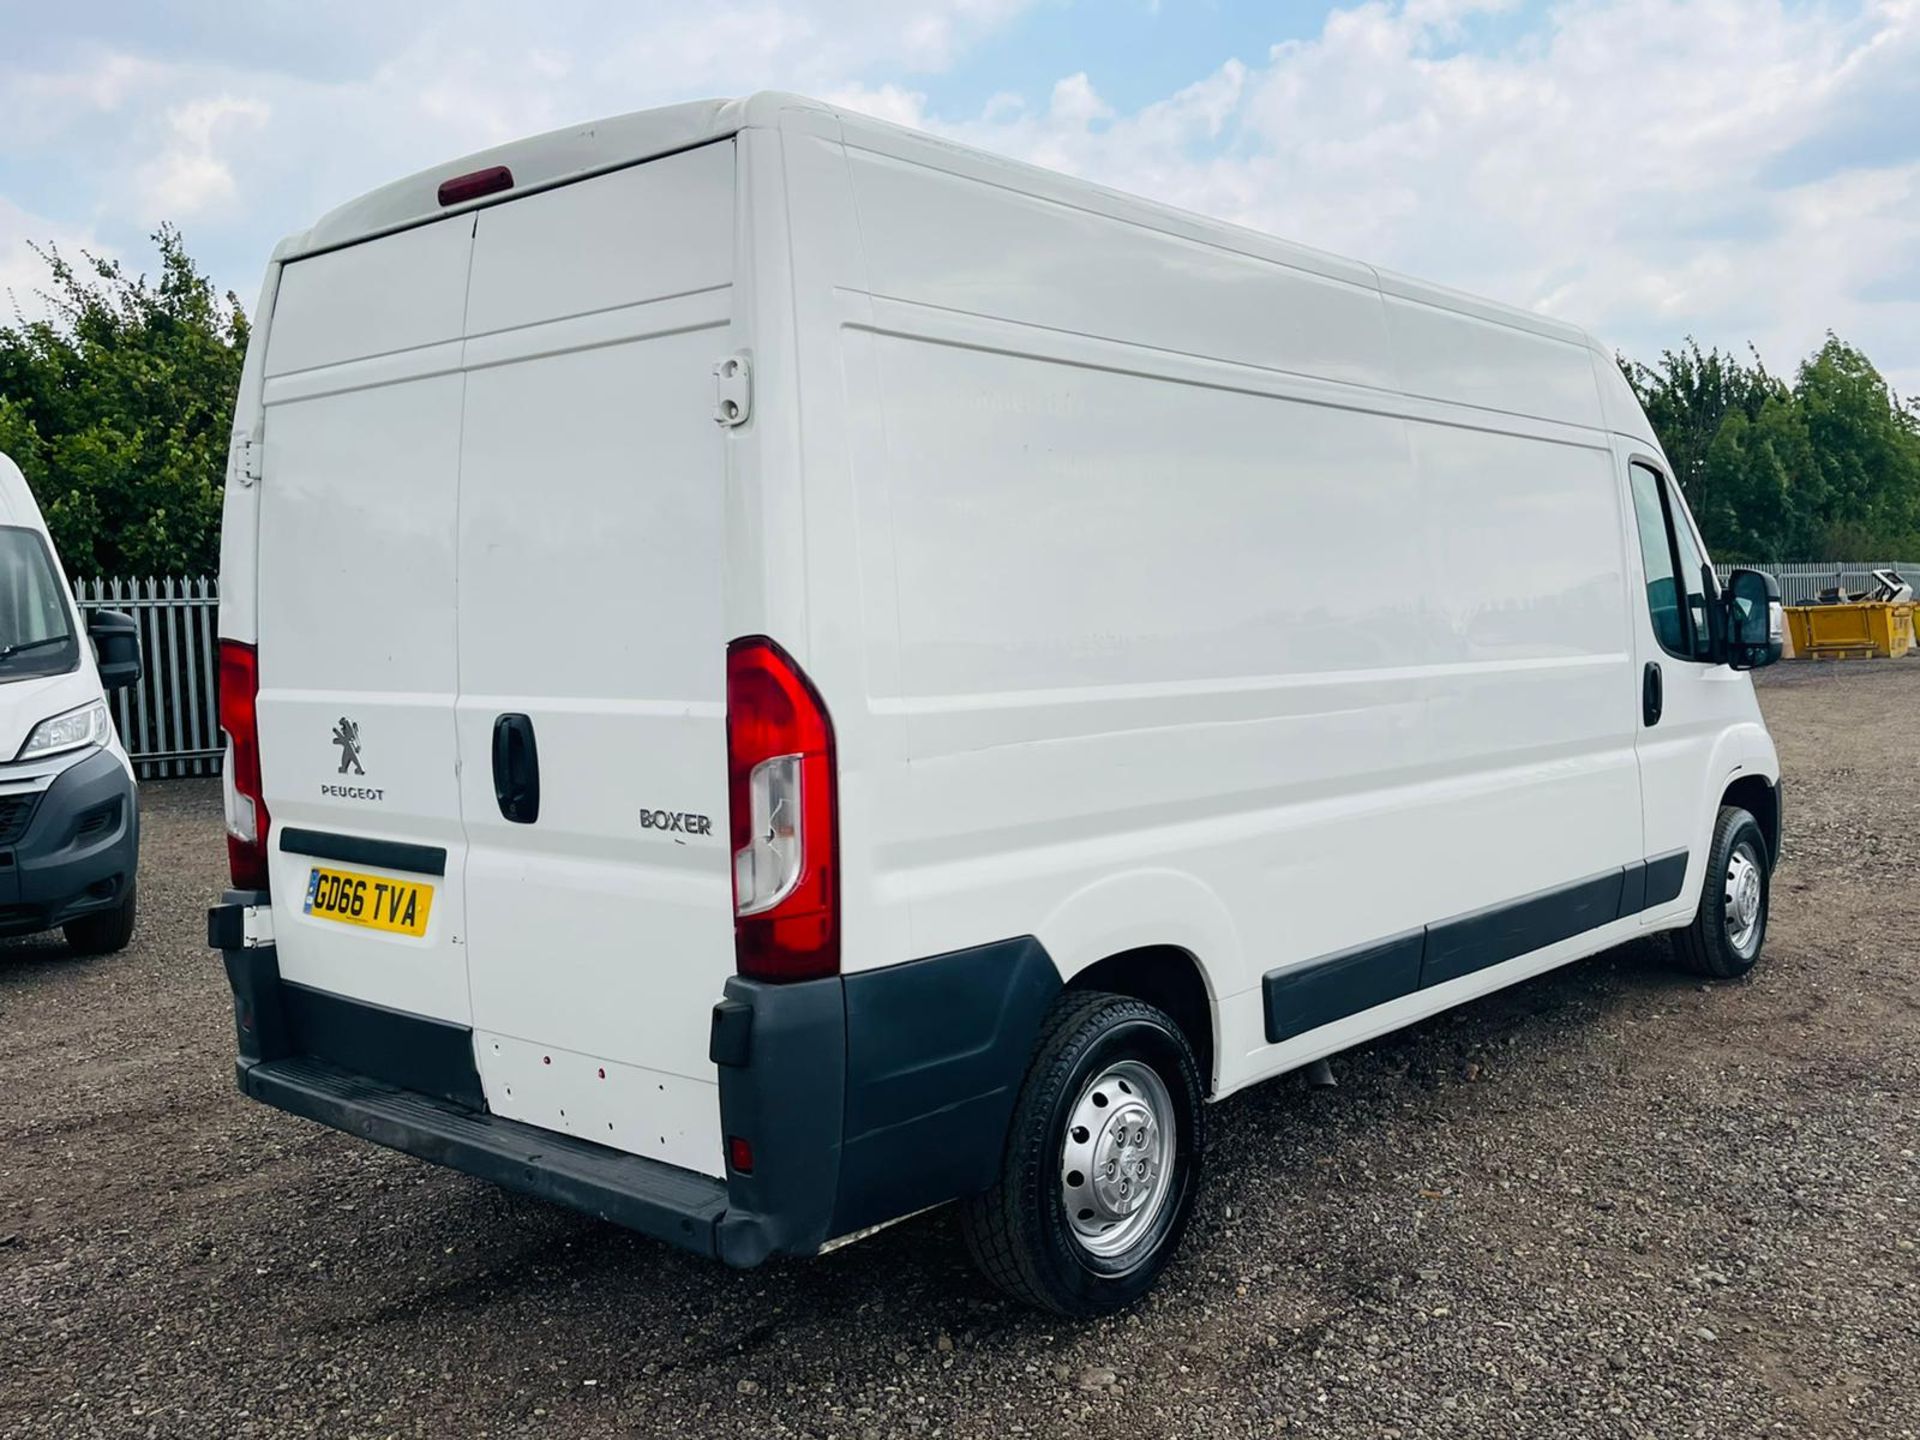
712,355,751,428
235,436,262,487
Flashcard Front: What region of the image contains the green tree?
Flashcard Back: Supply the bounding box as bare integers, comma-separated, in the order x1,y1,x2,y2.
0,226,247,576
1623,335,1920,561
1792,337,1920,558
1701,410,1773,562
1620,338,1780,530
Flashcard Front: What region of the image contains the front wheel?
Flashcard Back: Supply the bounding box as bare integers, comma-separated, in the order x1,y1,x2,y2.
960,991,1205,1316
63,881,138,956
1674,806,1770,979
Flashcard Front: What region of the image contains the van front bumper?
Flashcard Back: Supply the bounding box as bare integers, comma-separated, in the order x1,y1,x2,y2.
0,748,137,937
211,901,1061,1267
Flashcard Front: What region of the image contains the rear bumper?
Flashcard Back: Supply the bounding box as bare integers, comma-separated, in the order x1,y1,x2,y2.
214,927,750,1263
239,1053,729,1254
211,897,1061,1267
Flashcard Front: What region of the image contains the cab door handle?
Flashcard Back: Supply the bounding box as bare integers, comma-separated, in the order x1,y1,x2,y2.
492,713,541,824
1642,661,1663,728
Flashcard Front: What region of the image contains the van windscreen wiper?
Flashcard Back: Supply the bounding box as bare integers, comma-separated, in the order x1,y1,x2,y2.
0,635,71,660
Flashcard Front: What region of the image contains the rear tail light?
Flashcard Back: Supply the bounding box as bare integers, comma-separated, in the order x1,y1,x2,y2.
219,640,270,892
725,637,838,981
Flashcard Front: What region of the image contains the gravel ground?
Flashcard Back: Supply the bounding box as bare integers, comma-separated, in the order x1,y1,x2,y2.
2,661,1917,1439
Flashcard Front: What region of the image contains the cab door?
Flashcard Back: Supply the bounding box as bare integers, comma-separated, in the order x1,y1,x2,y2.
1621,450,1729,919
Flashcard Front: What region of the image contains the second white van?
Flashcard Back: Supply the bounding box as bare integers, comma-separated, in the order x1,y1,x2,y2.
0,451,143,954
210,94,1786,1315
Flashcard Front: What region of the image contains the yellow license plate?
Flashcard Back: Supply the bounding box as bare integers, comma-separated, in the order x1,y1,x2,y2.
303,866,434,937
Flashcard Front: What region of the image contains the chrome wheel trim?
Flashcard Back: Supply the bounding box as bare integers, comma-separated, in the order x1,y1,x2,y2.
1724,841,1764,957
1060,1059,1176,1259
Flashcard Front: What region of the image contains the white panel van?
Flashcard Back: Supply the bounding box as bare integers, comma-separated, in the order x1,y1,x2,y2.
0,451,144,953
211,94,1787,1315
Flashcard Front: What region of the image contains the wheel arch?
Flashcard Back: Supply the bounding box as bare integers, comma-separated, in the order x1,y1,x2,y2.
1038,867,1240,1097
1720,772,1780,870
1067,946,1215,1096
1673,722,1780,918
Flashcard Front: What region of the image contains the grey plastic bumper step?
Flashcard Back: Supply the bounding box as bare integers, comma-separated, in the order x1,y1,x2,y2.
242,1055,728,1255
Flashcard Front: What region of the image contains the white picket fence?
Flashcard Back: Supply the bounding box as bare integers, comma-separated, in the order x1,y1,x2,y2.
71,576,221,779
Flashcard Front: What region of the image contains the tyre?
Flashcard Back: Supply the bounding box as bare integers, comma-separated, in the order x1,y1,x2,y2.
1673,806,1769,979
63,882,137,956
960,990,1205,1316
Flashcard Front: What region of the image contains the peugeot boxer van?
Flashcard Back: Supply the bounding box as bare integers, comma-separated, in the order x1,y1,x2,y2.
210,94,1786,1315
0,451,143,954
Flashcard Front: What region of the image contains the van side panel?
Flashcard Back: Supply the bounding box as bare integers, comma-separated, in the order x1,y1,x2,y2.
745,119,920,982
845,147,1395,393
1381,292,1604,428
216,262,283,650
254,216,475,1025
1411,420,1639,899
836,138,1643,1094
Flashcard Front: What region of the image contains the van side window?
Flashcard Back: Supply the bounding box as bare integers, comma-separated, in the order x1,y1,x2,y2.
1628,464,1689,657
1666,495,1714,661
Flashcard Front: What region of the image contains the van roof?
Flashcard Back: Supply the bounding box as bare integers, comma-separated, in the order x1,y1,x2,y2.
0,451,45,530
278,95,766,261
277,89,1616,373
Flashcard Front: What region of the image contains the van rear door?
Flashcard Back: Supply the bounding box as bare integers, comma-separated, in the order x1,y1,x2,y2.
453,143,738,1176
255,217,475,1024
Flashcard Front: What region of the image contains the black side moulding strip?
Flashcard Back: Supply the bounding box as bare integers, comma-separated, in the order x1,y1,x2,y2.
1419,868,1626,989
1263,850,1694,1043
1642,849,1689,908
1263,931,1424,1044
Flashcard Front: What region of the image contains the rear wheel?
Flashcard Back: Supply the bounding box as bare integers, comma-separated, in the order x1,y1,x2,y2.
960,991,1205,1316
63,882,137,956
1674,806,1769,979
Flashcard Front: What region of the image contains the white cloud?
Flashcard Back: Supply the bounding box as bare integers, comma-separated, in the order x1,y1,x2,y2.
1,0,1915,395
137,95,271,220
822,82,932,129
1046,72,1112,128
887,0,1920,394
0,0,1053,318
5,52,165,132
0,197,113,326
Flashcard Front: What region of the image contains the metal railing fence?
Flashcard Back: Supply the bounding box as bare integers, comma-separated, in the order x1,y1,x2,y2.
1714,562,1919,606
71,576,221,779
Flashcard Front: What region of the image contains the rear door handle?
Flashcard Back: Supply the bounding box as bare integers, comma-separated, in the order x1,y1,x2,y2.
491,713,541,824
1642,661,1663,728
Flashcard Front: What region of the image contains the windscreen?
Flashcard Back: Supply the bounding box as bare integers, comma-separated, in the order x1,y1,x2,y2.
0,526,78,682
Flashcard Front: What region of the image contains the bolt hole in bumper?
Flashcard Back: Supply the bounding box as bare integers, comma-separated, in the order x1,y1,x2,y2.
0,749,137,937
209,905,1060,1267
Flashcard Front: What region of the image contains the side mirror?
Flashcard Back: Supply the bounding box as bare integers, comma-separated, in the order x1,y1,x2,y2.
88,610,143,690
1721,568,1784,671
1698,563,1726,663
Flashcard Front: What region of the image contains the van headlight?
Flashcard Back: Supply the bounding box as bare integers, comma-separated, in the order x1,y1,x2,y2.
17,700,113,761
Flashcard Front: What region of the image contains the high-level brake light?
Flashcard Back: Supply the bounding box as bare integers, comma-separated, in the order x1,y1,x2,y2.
436,165,513,207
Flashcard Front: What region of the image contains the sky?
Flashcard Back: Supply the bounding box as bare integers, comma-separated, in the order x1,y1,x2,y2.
1,0,1916,395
